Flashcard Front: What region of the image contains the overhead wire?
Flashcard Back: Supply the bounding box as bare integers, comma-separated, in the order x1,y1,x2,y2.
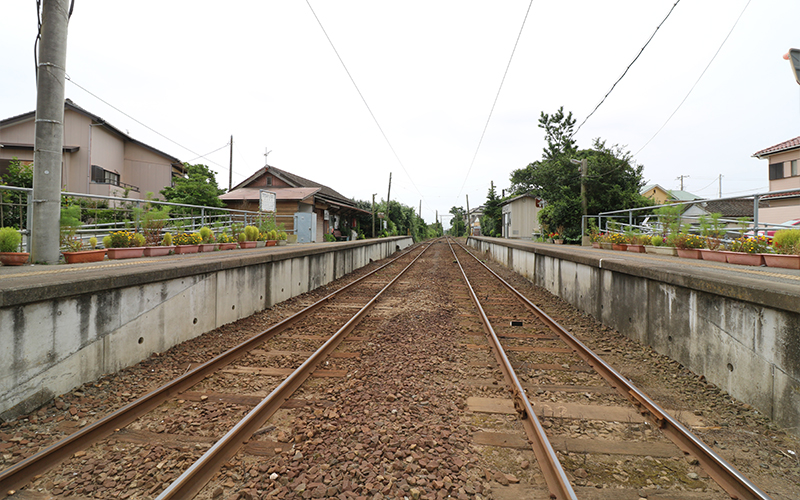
633,0,752,156
457,0,534,198
64,75,227,171
305,0,431,214
572,0,681,139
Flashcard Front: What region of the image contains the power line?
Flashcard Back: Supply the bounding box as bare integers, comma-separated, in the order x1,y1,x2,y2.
64,75,227,170
634,0,751,156
458,0,534,197
572,0,681,138
305,0,430,213
186,143,230,163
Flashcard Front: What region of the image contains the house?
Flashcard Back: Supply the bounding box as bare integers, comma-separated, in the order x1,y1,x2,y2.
752,136,800,223
467,205,484,236
641,184,701,204
500,193,542,239
0,99,185,198
219,165,369,242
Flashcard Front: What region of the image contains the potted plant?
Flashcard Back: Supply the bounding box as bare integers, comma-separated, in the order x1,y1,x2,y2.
644,235,675,256
217,231,237,250
674,232,704,259
104,230,146,259
277,230,288,246
725,236,767,266
141,207,173,256
626,233,649,253
61,205,106,263
239,225,259,248
143,232,175,257
174,231,202,254
256,231,268,248
764,229,800,269
607,232,629,251
198,226,217,252
266,229,279,246
0,227,29,266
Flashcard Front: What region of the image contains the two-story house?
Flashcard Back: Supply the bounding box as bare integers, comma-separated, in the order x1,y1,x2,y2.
752,136,800,223
0,99,185,198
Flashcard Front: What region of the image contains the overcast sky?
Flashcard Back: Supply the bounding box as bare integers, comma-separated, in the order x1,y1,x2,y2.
2,0,799,227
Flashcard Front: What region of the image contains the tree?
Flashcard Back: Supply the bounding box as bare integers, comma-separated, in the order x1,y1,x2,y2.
509,108,650,240
448,206,466,236
0,157,33,229
480,182,503,237
160,163,226,208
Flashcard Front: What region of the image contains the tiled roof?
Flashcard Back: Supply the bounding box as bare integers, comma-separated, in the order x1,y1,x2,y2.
752,136,800,158
219,187,320,202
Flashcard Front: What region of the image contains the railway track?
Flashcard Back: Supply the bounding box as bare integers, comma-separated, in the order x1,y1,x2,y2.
1,238,794,499
0,243,430,498
448,238,771,500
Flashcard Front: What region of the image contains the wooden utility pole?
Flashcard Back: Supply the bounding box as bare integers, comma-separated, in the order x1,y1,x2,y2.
677,175,689,191
386,173,392,208
228,135,233,191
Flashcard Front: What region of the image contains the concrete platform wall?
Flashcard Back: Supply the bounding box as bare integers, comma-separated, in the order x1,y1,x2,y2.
468,237,800,435
0,237,413,419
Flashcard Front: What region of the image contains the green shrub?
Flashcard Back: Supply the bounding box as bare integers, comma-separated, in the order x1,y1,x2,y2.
0,227,21,252
89,236,97,249
162,233,173,246
651,235,663,246
772,229,800,255
244,225,260,241
132,233,146,247
324,233,336,242
102,235,112,248
199,226,214,243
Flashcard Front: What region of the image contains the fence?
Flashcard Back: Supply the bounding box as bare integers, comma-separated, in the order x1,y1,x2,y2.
0,187,293,252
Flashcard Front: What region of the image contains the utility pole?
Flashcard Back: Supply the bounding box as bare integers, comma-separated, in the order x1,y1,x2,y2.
676,175,689,191
465,195,470,236
718,174,723,198
228,135,233,191
419,200,421,218
371,193,376,238
32,0,70,264
386,173,392,209
580,159,588,246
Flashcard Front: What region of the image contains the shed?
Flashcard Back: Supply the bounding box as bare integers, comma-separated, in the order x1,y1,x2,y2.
500,193,542,239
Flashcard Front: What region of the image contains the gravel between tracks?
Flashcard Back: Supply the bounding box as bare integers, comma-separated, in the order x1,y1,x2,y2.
1,241,799,500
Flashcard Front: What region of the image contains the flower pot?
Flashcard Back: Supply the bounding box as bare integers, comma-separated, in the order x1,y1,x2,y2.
591,242,600,249
698,249,727,262
725,252,764,266
174,244,200,254
277,240,287,246
218,242,237,251
62,249,106,264
199,243,217,252
611,243,628,251
266,240,277,247
107,247,145,260
255,241,267,248
239,241,257,249
762,253,800,270
599,242,612,250
645,245,677,256
626,244,646,253
0,252,30,266
553,239,563,245
676,248,701,259
143,246,174,257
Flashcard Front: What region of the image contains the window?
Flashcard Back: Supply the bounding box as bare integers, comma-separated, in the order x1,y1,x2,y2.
769,162,784,180
91,165,120,186
266,175,273,186
792,160,798,177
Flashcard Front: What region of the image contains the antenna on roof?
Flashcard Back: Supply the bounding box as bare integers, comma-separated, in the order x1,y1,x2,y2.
264,147,272,166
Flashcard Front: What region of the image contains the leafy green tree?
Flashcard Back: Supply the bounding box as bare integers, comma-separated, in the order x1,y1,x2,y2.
448,206,466,236
480,182,503,237
160,163,226,208
509,108,650,240
0,157,33,229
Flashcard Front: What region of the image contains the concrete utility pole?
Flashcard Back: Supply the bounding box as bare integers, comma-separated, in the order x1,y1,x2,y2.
465,195,470,236
718,174,723,198
228,135,233,191
371,193,376,238
676,175,689,191
32,0,70,264
386,172,392,209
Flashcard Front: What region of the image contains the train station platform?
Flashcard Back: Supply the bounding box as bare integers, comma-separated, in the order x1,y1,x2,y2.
467,236,800,436
0,237,413,421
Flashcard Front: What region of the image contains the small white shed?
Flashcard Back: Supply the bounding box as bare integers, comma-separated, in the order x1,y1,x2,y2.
500,193,543,239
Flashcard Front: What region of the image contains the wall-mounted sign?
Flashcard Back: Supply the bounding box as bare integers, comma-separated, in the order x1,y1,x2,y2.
259,190,276,212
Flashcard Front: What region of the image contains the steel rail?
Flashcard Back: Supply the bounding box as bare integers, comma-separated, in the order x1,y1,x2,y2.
447,239,577,500
0,244,425,498
457,241,773,500
156,242,432,498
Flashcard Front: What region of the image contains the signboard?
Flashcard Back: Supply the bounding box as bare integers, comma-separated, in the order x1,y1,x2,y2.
259,190,276,212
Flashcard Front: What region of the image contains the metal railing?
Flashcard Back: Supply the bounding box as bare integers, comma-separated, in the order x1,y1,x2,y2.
0,187,294,252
